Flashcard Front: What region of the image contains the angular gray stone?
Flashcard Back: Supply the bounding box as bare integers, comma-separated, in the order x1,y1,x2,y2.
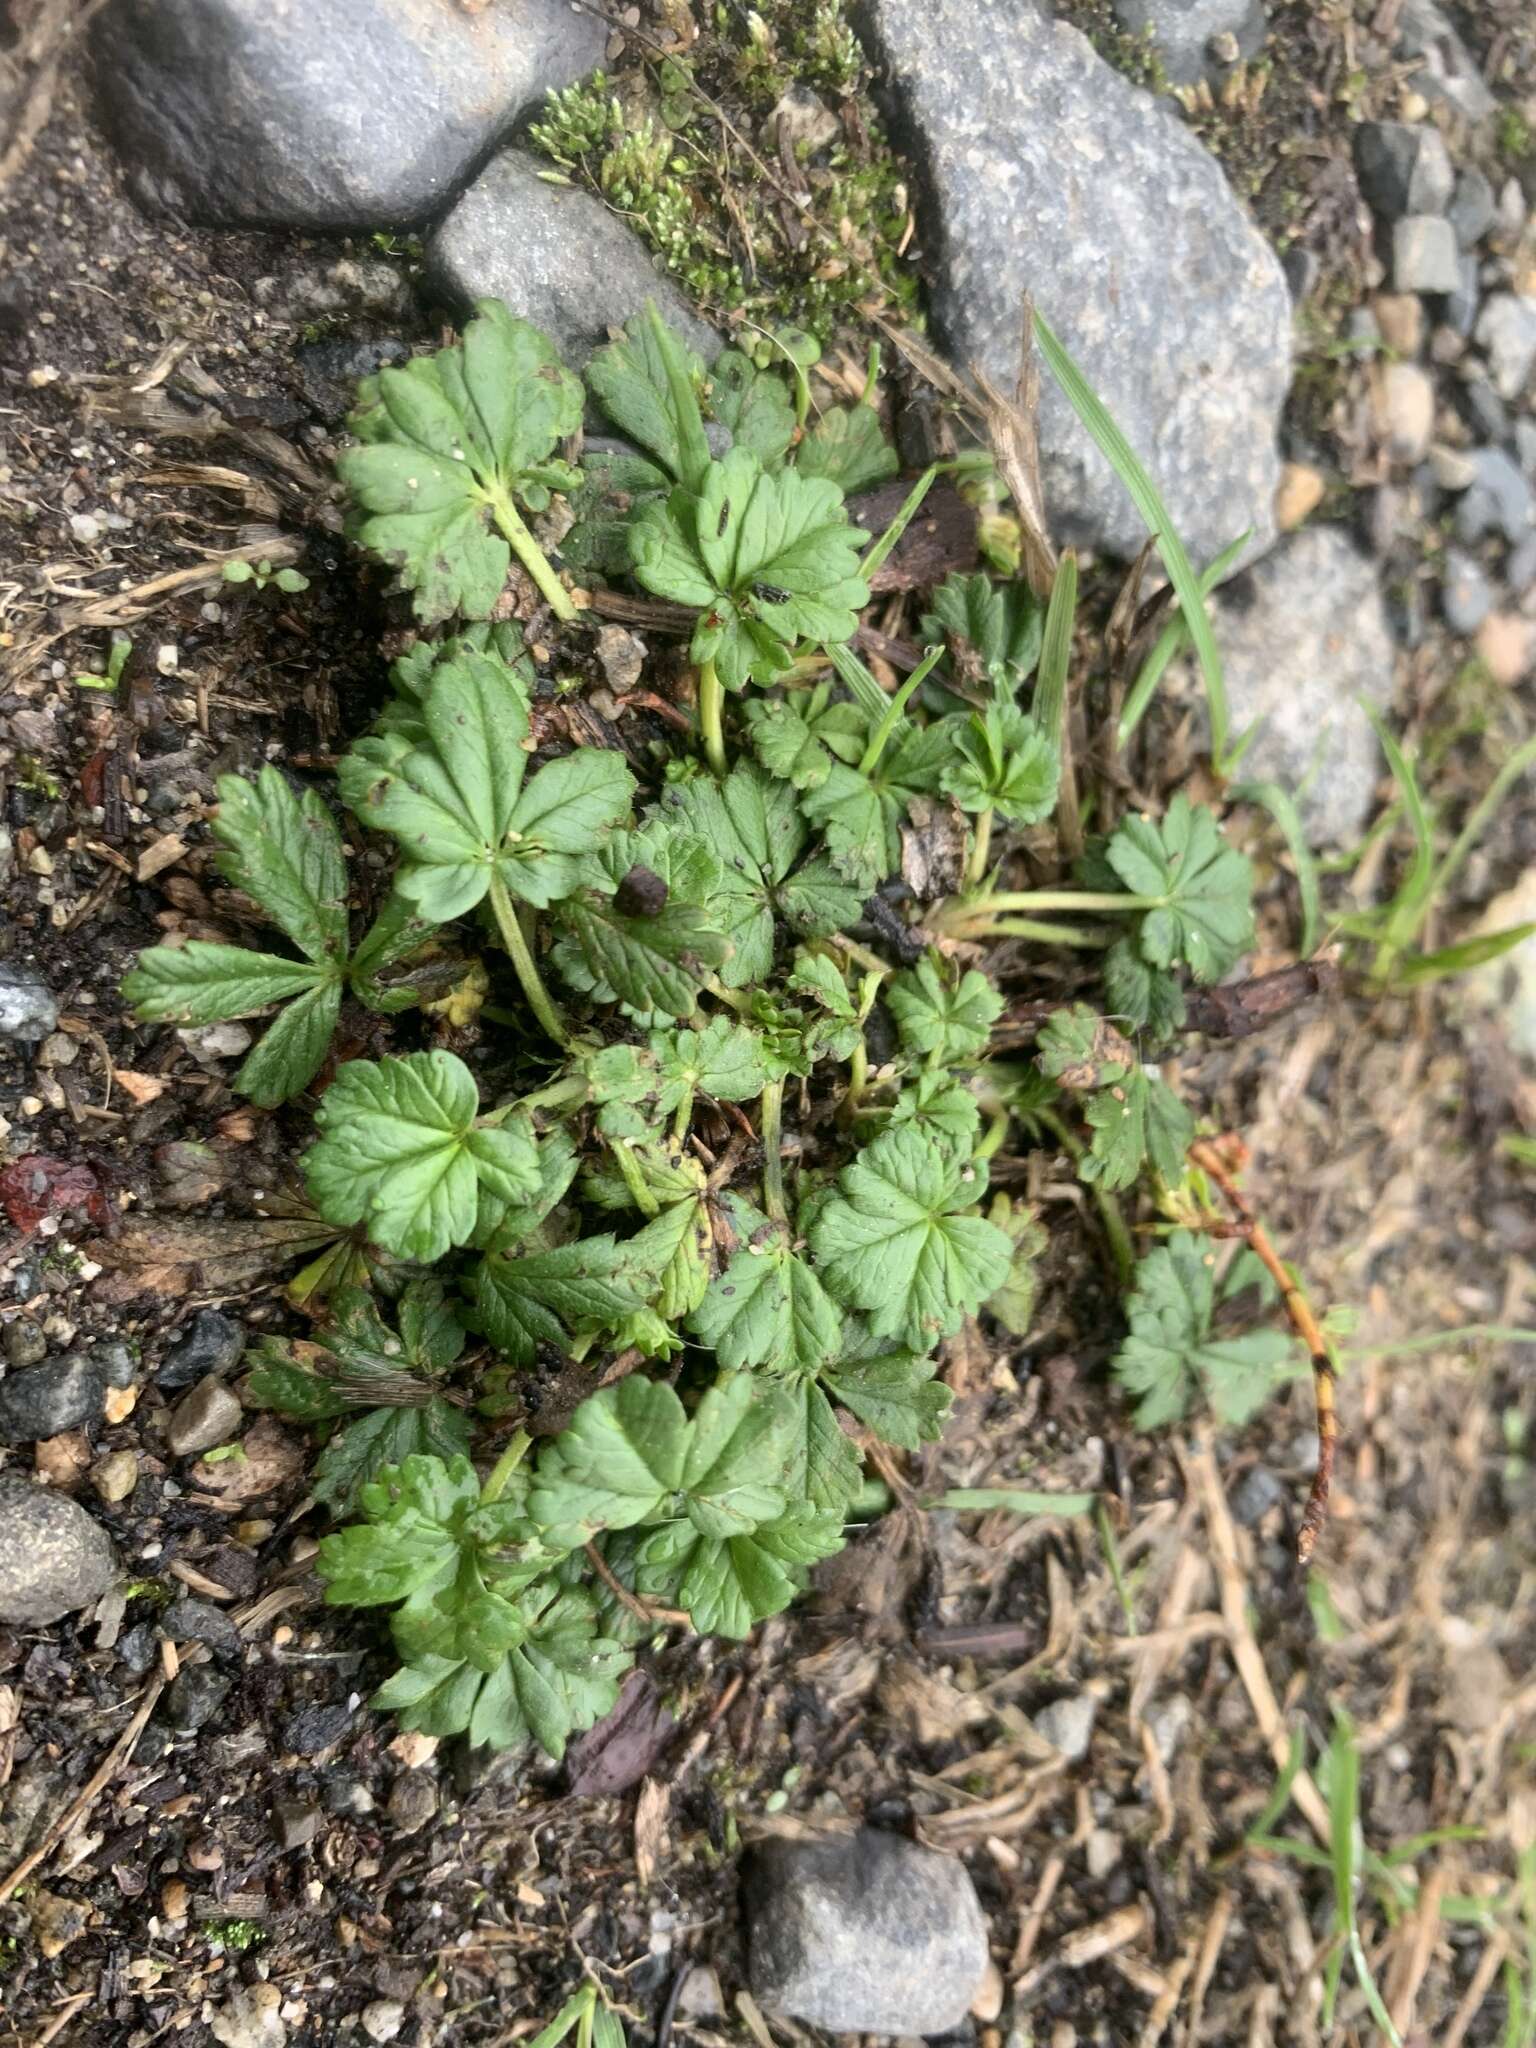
92,0,605,229
0,962,58,1043
167,1376,242,1457
1454,449,1533,546
863,0,1291,565
1353,122,1453,221
0,1475,117,1624
744,1830,989,2037
157,1308,245,1393
428,152,719,366
1449,166,1497,249
1032,1692,1098,1761
0,1347,129,1442
1475,294,1536,402
1392,215,1460,294
1110,0,1267,87
1393,0,1496,124
1206,530,1395,846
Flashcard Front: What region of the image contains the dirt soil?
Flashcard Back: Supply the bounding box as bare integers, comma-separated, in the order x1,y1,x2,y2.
1,6,1535,2048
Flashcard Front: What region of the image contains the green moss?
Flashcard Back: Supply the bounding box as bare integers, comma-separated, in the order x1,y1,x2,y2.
1498,108,1533,165
527,1,919,345
205,1918,266,1954
1050,0,1168,93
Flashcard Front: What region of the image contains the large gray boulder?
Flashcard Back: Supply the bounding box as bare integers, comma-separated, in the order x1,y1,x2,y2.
92,0,606,229
428,152,720,364
744,1828,990,2036
0,1476,118,1625
1208,529,1395,846
861,0,1292,567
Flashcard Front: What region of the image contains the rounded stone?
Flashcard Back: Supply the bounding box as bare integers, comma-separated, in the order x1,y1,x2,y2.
744,1829,989,2037
0,1475,117,1624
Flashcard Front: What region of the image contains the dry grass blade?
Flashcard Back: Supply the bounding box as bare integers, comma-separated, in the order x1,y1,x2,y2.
0,1671,166,1902
0,0,108,190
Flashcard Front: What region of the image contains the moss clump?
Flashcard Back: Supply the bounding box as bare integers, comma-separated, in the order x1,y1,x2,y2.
527,1,919,345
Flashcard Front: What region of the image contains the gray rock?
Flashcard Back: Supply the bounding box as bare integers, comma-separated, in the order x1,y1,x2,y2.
361,2003,406,2046
1232,1463,1286,1524
1393,0,1496,123
165,1663,232,1733
1033,1693,1098,1761
1444,252,1481,339
3,1320,48,1368
273,1798,323,1850
157,1309,245,1393
0,1476,116,1624
1207,529,1395,845
1392,215,1460,294
1353,122,1453,221
1475,294,1536,402
167,1376,242,1457
1110,0,1267,87
1453,449,1533,545
744,1830,989,2036
283,1703,356,1756
0,1343,135,1443
1449,166,1497,249
93,0,605,229
0,962,58,1043
386,1768,439,1836
163,1596,243,1659
428,152,720,366
1517,419,1536,478
1442,550,1493,635
863,0,1291,566
1507,536,1536,594
1460,378,1509,447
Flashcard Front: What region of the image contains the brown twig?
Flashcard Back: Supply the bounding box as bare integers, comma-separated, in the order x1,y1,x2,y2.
0,1671,167,1903
583,1541,691,1630
1189,1136,1338,1565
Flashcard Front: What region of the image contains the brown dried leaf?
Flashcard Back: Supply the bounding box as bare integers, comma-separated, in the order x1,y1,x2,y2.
634,1776,671,1890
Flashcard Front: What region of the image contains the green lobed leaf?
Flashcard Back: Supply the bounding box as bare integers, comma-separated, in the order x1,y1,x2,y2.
689,1196,845,1376
1106,793,1254,985
808,1125,1013,1349
795,402,899,494
473,1233,649,1366
886,959,1002,1066
304,1050,541,1263
339,300,583,623
529,1376,690,1545
919,572,1043,687
586,303,712,489
822,1349,952,1451
1111,1229,1297,1428
649,1017,772,1117
212,765,349,963
679,1373,796,1538
553,823,729,1020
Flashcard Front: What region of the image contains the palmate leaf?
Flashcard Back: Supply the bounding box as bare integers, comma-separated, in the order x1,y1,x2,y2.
1106,793,1254,984
529,1376,690,1546
339,647,633,922
660,762,861,986
339,300,583,622
710,350,797,469
314,1402,474,1517
795,401,899,494
123,765,354,1106
822,1349,952,1451
940,704,1059,823
631,448,869,690
920,571,1043,687
690,1195,843,1375
304,1050,541,1263
886,959,1002,1066
784,1377,863,1514
808,1125,1013,1350
797,719,955,888
1103,937,1186,1043
631,1507,845,1640
743,685,868,791
374,1587,630,1759
472,1232,650,1366
679,1374,796,1538
649,1018,771,1118
585,303,712,489
1112,1231,1296,1428
1078,1066,1195,1191
318,1452,485,1608
552,824,730,1020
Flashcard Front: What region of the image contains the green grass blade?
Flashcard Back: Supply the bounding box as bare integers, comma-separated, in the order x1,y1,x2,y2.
1363,707,1436,968
1246,1724,1308,1844
1033,310,1232,769
1393,922,1536,988
827,639,897,725
1118,532,1250,750
1233,778,1322,957
931,1487,1096,1515
1426,732,1536,909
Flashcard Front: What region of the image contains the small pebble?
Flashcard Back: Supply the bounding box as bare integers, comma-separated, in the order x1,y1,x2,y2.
91,1450,138,1503
1474,293,1536,402
1032,1694,1097,1762
1274,461,1324,530
1475,612,1535,684
273,1798,323,1851
167,1377,243,1457
387,1769,439,1836
1442,549,1494,635
68,512,101,545
1506,536,1536,594
1392,215,1460,294
360,2001,406,2045
1449,165,1497,249
1374,360,1435,462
